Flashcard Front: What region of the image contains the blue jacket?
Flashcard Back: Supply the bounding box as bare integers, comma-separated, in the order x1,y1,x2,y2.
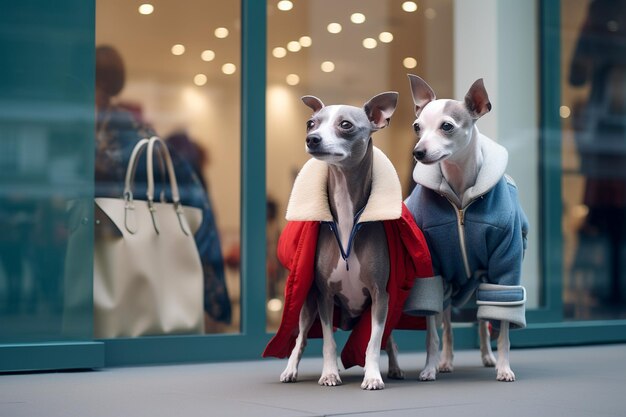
405,134,528,307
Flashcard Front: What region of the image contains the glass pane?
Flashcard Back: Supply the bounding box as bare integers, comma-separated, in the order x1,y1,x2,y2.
266,0,541,332
96,1,241,336
0,2,94,343
561,0,626,320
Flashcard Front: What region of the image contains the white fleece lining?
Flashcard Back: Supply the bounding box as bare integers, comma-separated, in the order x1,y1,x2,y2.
412,133,509,208
285,147,402,222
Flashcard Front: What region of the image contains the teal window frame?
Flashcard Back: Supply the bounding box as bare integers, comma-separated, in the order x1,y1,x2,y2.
2,0,626,373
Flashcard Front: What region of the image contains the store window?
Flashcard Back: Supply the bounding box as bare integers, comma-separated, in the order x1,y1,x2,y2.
561,0,626,320
95,1,241,335
265,0,541,331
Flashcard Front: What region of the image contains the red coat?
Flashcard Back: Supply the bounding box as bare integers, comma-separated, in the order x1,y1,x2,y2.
263,204,432,369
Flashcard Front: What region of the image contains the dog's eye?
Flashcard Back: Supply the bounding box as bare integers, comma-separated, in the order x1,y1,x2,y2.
413,123,421,133
441,122,454,132
306,120,315,130
339,121,353,130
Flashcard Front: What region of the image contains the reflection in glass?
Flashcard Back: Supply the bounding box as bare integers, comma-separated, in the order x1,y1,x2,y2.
96,0,241,335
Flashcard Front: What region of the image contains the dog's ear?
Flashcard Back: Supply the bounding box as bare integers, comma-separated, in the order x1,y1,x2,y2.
464,79,492,119
364,91,398,130
408,74,436,117
301,96,324,114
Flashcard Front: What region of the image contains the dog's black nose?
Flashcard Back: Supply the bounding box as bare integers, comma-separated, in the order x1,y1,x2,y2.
413,149,426,161
306,134,322,149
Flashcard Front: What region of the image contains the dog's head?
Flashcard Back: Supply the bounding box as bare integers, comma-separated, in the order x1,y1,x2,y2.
407,74,491,164
301,92,398,167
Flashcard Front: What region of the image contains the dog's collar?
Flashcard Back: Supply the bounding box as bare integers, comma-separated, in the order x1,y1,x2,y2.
285,146,402,222
412,133,508,208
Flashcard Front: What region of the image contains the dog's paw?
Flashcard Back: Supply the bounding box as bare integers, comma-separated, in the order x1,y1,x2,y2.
496,366,516,382
482,352,497,368
419,366,438,381
387,367,405,380
280,368,298,383
318,373,342,386
438,359,454,373
361,376,385,390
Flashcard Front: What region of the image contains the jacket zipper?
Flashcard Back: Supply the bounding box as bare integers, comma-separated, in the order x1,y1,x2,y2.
443,195,482,280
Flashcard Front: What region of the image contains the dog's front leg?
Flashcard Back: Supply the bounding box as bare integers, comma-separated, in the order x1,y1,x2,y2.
280,292,317,382
479,320,497,367
317,292,341,386
496,321,515,381
361,289,388,390
438,306,454,373
419,314,440,380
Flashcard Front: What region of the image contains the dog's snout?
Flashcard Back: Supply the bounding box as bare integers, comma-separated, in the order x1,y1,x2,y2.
413,149,426,161
306,134,322,149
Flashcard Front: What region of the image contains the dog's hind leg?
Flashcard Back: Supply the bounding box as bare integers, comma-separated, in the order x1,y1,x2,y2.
496,321,515,381
361,289,388,390
438,306,454,373
385,334,405,380
280,292,317,382
479,320,497,367
419,314,440,381
317,291,342,386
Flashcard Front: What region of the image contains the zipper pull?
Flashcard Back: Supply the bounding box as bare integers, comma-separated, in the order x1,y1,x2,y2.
459,209,465,225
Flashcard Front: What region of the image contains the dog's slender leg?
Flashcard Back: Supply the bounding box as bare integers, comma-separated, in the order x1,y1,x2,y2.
280,292,317,382
496,321,515,381
317,292,341,386
419,314,440,381
479,320,497,367
438,306,454,373
385,334,405,380
361,289,388,390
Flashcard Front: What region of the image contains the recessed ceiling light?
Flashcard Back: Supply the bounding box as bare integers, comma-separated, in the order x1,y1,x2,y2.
286,74,300,86
424,8,437,19
363,38,377,49
201,50,216,62
277,0,293,11
299,36,312,47
379,32,393,43
272,47,287,58
214,27,229,39
171,44,185,56
194,74,207,86
403,57,418,69
559,105,571,118
138,4,154,15
402,1,418,12
351,13,366,24
327,23,342,34
321,61,335,72
222,63,237,75
287,41,301,52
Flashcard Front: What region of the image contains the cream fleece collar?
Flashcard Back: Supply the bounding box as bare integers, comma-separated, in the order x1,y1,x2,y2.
412,133,508,208
285,147,402,222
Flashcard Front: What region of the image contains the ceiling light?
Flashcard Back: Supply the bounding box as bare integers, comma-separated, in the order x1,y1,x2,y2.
402,1,418,12
379,32,393,43
321,61,335,72
559,105,571,118
201,50,216,62
138,4,154,15
363,38,377,49
287,41,301,52
277,0,293,11
403,57,418,69
272,47,287,58
194,74,207,86
214,27,229,39
299,36,312,47
222,63,237,75
351,13,366,24
171,44,185,56
286,74,300,86
424,8,437,19
327,23,342,34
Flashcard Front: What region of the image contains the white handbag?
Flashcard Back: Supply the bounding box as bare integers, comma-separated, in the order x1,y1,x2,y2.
93,136,204,338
